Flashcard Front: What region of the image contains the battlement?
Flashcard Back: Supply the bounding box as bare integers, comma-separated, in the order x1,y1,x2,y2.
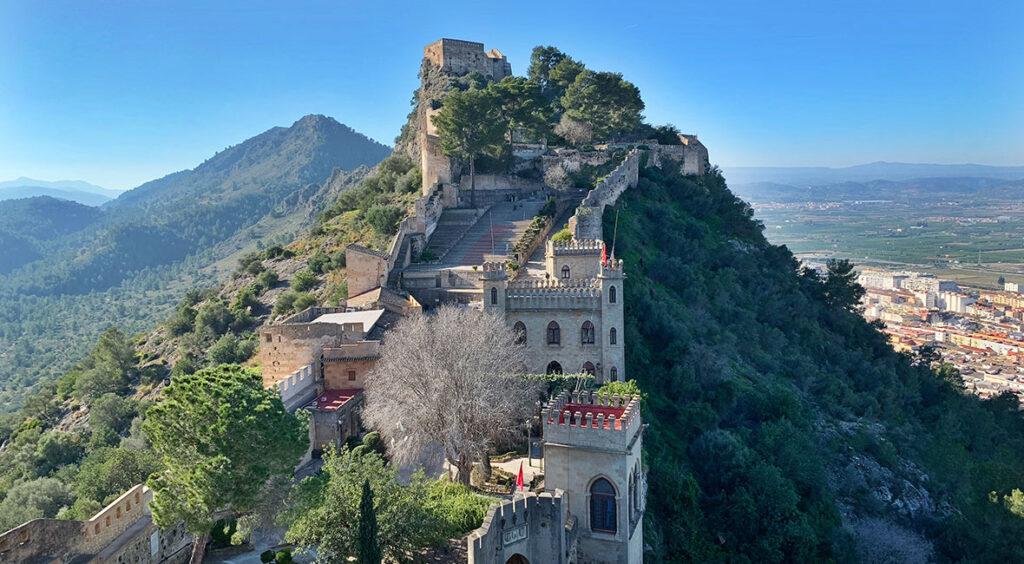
505,279,602,311
599,258,625,278
547,238,604,256
423,38,511,79
468,490,571,564
322,340,381,361
542,390,642,450
481,261,508,280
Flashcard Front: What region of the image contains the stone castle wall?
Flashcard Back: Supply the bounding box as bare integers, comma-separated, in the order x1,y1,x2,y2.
467,490,575,564
276,363,317,412
570,150,641,241
346,244,390,297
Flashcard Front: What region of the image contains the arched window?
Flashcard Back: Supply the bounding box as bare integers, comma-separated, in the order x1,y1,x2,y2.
546,361,563,375
582,361,596,375
547,321,561,345
610,367,618,381
590,478,617,533
490,287,498,305
609,327,617,345
609,285,617,304
581,321,595,345
513,321,527,345
561,265,571,279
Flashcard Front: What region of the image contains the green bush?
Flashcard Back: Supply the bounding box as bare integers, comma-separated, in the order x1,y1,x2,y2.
551,227,572,242
260,550,276,563
291,269,317,292
365,204,404,236
293,293,316,312
273,292,299,316
275,549,293,564
256,269,279,292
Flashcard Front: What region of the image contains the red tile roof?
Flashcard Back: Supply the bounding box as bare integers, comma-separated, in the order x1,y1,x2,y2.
304,389,362,411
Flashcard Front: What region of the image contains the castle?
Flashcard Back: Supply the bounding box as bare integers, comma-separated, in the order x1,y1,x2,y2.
252,38,711,563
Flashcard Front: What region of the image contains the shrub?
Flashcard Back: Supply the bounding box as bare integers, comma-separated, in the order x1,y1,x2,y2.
551,227,572,242
327,283,348,307
256,269,279,292
260,550,276,563
365,204,404,236
291,269,317,292
273,292,299,316
293,293,316,312
308,251,330,274
275,549,293,564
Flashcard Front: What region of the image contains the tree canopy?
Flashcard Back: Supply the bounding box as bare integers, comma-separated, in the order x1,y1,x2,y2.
144,365,308,562
562,70,645,140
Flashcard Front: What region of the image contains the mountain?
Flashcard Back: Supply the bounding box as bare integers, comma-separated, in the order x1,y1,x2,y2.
614,165,1024,561
723,162,1024,187
5,114,390,297
0,178,121,206
0,115,385,412
0,197,103,274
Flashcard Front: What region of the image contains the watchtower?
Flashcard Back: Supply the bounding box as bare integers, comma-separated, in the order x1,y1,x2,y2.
542,390,645,563
481,261,509,315
597,258,625,383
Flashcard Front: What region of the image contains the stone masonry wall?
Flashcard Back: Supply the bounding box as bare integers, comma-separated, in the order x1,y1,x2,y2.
467,490,572,564
570,150,641,241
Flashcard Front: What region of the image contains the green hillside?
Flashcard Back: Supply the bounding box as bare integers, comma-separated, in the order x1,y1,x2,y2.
615,164,1024,562
0,115,386,412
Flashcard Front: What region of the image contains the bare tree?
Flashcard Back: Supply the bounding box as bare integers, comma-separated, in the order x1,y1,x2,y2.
363,306,540,485
544,163,573,192
554,114,592,146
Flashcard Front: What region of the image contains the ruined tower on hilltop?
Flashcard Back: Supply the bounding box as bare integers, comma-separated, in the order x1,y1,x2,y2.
419,39,512,198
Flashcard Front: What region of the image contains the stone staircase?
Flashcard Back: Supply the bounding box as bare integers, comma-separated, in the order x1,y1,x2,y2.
422,208,482,261
444,199,545,266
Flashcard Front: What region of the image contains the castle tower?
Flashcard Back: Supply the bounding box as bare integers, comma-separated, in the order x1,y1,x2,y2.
481,261,508,315
542,391,645,564
598,258,625,383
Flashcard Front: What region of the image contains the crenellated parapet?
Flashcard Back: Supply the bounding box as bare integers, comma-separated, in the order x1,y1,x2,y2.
548,238,604,256
481,261,508,280
467,490,573,564
542,390,643,451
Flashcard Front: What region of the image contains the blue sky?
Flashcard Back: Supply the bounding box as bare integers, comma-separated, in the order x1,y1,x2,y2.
1,0,1021,191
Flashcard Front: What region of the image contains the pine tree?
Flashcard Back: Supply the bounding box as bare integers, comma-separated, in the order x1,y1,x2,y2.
357,479,381,564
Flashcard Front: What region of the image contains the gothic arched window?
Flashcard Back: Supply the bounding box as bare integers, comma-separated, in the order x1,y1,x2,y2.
490,287,498,305
590,478,617,533
561,265,571,279
546,361,563,375
547,321,561,345
581,320,595,345
513,321,527,345
609,285,617,304
582,361,596,375
609,327,617,345
610,367,618,381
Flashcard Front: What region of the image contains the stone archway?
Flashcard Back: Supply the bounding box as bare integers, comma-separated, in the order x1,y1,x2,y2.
546,361,563,374
506,554,530,564
582,361,596,375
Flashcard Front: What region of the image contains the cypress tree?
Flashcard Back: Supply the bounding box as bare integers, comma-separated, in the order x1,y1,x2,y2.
357,479,381,564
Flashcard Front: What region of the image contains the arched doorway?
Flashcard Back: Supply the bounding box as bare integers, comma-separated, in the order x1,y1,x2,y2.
506,554,530,564
546,361,563,374
582,361,596,375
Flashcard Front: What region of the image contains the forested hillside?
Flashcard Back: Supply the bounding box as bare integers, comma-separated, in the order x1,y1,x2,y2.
615,163,1024,562
0,115,388,412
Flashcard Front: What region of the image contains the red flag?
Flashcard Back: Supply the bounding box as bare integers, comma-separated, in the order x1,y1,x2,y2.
516,462,524,492
601,241,607,266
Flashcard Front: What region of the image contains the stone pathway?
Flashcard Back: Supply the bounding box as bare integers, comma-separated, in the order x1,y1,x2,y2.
443,199,544,266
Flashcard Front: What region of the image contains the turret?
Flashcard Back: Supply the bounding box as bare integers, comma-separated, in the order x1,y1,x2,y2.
481,261,508,314
598,258,625,383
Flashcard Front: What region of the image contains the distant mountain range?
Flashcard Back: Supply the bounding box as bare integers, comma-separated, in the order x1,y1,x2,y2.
723,161,1024,187
0,178,122,206
0,114,388,412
